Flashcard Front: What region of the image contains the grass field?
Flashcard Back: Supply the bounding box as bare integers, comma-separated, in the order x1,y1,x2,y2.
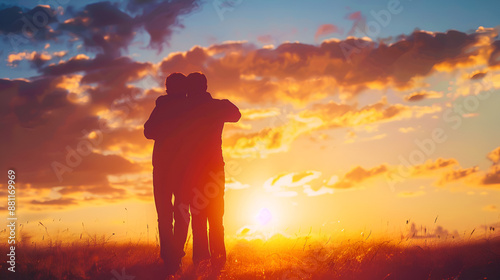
1,233,500,280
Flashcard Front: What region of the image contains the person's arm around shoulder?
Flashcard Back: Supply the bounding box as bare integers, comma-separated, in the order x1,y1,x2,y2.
217,99,241,122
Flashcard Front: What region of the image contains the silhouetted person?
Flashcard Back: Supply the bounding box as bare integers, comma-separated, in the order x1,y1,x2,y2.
144,72,189,274
145,72,240,275
175,72,240,269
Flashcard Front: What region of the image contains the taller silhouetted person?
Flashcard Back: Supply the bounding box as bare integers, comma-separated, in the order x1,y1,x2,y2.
177,72,241,269
144,72,189,274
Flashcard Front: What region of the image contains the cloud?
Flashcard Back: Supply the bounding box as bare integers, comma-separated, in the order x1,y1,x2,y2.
410,158,458,176
0,52,155,209
346,11,365,37
1,1,201,56
437,166,479,185
0,5,59,42
40,54,152,91
303,185,334,196
315,24,342,41
470,72,487,80
31,197,77,206
300,97,441,130
416,148,500,187
126,0,201,52
226,177,250,190
157,28,499,104
7,51,53,67
58,1,135,56
3,7,500,214
397,190,426,198
223,115,322,158
481,165,500,185
330,165,387,189
240,108,280,120
404,90,443,102
257,34,274,44
0,76,70,127
263,171,322,196
487,146,500,164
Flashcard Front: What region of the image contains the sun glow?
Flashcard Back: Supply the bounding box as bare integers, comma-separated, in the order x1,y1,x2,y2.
255,207,272,225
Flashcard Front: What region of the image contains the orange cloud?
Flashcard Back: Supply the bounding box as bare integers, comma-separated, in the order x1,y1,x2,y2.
3,25,500,213
240,108,280,120
301,97,441,129
223,115,322,158
481,165,500,185
315,24,342,41
331,165,387,189
487,146,500,164
158,29,499,104
7,51,52,67
410,158,458,176
437,166,479,185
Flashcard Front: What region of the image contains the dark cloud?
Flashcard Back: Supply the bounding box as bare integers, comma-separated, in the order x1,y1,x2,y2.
404,91,442,102
58,1,134,56
0,52,153,206
482,165,500,185
40,53,152,85
1,1,201,55
0,5,59,42
0,77,69,127
128,0,201,52
489,40,500,66
470,72,487,80
57,0,201,56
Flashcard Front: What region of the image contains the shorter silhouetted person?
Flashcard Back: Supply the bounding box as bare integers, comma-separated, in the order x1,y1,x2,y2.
174,72,240,269
144,72,189,274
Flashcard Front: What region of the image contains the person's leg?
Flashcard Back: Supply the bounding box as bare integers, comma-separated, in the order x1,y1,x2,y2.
153,168,174,262
206,168,226,268
191,191,210,265
173,187,190,262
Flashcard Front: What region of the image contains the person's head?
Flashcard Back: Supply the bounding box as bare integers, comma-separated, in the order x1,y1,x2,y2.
186,72,208,97
165,72,187,96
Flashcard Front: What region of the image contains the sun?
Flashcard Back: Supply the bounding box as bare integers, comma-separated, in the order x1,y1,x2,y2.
255,207,273,226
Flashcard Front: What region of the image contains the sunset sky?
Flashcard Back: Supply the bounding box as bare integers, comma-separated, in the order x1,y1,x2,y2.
1,0,500,243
